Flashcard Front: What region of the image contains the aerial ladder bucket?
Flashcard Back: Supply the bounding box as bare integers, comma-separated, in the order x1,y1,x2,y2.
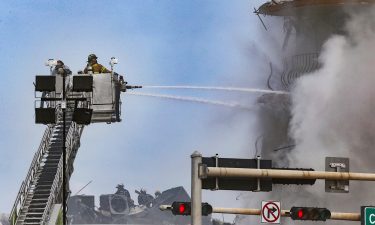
10,58,141,225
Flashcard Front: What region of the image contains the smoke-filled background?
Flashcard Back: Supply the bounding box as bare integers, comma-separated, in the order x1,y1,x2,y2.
237,6,375,225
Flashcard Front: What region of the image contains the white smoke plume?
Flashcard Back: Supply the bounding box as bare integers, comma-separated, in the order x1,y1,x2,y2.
236,8,375,225
290,9,375,173
283,8,375,225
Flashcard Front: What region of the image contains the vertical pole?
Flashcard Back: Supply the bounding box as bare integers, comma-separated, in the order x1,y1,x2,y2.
191,151,202,225
62,73,67,225
255,156,261,192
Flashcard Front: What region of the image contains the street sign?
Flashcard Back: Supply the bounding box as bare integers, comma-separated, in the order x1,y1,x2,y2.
261,201,281,224
325,157,349,193
361,206,375,225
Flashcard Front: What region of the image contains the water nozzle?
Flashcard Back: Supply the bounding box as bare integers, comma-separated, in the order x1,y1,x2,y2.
126,85,142,90
121,83,142,92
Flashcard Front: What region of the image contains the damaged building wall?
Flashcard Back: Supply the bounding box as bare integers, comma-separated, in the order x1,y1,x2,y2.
257,3,356,166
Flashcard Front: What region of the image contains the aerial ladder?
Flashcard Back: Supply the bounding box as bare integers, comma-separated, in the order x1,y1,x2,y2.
9,58,141,225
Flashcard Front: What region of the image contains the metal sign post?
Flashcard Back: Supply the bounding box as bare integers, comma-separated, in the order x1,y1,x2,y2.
191,151,202,225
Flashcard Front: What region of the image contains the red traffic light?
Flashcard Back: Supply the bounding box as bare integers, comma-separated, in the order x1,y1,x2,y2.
179,203,186,214
172,202,191,216
171,202,213,216
298,209,304,218
290,207,331,221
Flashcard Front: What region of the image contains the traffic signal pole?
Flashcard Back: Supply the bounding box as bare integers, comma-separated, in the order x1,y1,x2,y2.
201,167,375,181
181,154,369,223
191,151,203,225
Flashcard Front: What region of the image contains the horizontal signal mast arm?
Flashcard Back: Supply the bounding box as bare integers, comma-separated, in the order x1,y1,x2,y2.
330,212,361,221
159,205,360,221
200,167,375,181
212,207,289,216
213,207,360,221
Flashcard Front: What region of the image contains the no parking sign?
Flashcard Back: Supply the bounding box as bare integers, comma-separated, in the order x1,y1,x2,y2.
261,201,281,224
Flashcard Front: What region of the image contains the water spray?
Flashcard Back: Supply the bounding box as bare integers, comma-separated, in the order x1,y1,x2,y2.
123,85,288,109
142,85,288,95
126,92,253,110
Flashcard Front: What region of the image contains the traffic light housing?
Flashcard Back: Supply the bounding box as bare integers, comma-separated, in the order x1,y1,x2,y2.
171,202,213,216
202,202,213,216
290,207,331,221
172,202,191,216
201,157,272,191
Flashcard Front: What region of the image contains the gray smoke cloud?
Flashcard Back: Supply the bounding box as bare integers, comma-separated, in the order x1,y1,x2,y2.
0,213,9,225
236,7,375,225
287,8,375,223
292,8,375,225
290,9,375,169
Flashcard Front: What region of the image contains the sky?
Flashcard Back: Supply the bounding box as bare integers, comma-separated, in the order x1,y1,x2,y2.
0,0,272,220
